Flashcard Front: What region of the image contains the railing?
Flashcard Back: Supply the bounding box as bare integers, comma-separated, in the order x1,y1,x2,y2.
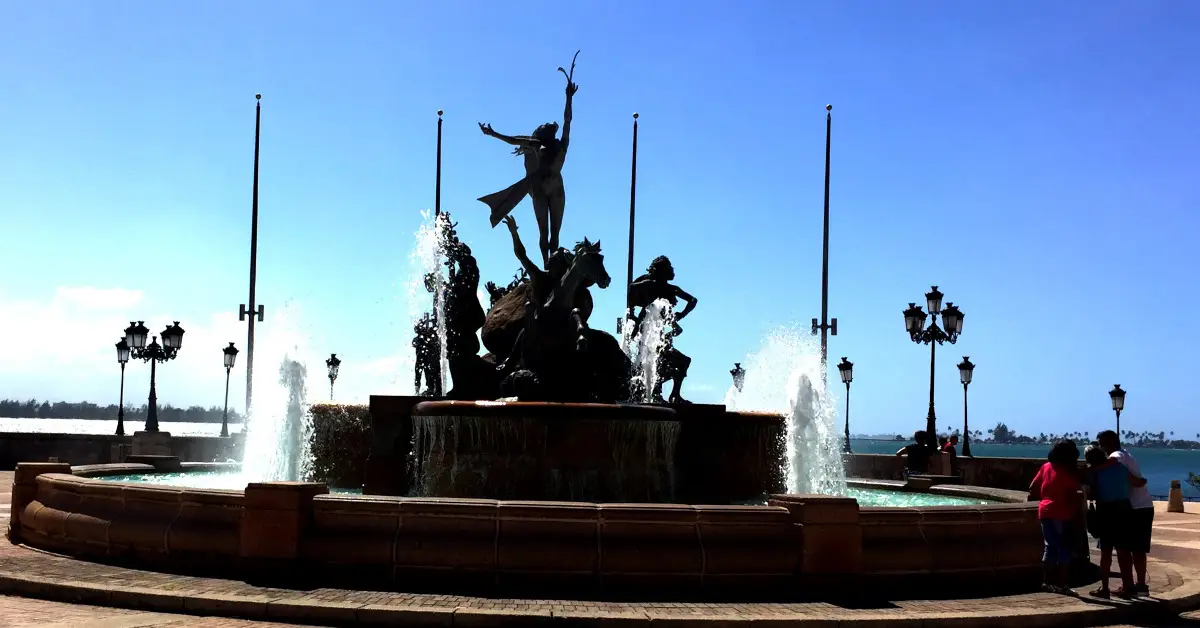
1150,494,1200,502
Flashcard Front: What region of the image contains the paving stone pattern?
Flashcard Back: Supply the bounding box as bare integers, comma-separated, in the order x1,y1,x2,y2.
1,535,1193,626
0,593,329,628
3,471,1199,626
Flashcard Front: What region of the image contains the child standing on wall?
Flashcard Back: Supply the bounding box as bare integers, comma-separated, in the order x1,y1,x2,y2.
1029,440,1082,594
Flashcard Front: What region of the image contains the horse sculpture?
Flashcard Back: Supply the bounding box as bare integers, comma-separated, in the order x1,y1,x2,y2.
488,220,628,401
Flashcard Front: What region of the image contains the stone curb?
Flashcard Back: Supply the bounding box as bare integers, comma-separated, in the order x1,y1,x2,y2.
2,566,1199,628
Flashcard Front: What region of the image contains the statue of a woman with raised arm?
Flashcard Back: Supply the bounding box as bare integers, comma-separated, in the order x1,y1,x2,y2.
478,51,580,268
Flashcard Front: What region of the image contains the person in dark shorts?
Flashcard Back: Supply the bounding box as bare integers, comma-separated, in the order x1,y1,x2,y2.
896,431,934,476
1098,430,1152,596
1030,440,1081,594
1084,444,1136,599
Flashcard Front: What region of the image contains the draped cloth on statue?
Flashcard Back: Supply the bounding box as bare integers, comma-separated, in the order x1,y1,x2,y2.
480,177,533,228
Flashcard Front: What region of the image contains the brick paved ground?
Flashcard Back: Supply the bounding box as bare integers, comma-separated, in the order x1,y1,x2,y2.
0,593,332,628
1,471,1197,627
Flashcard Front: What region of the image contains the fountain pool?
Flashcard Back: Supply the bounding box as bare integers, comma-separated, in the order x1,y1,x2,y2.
98,471,996,507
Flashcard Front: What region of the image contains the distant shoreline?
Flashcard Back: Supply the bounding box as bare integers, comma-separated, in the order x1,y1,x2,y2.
0,417,242,425
850,437,1200,451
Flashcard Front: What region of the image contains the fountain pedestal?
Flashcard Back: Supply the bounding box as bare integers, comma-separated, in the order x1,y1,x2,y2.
411,401,680,503
132,431,171,456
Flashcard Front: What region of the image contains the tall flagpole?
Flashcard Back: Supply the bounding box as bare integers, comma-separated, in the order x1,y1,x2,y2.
432,109,445,396
435,109,443,217
240,94,266,417
812,104,837,374
625,112,639,312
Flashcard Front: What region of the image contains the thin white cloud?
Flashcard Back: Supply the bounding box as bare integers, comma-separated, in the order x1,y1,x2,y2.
0,287,413,415
53,286,144,310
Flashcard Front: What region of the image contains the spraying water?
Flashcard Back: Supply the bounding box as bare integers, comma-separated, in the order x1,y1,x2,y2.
240,302,315,482
724,327,846,495
623,299,675,403
405,210,451,395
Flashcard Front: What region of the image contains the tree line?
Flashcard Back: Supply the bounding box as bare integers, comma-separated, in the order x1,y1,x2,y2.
890,422,1200,450
976,422,1197,449
0,398,245,424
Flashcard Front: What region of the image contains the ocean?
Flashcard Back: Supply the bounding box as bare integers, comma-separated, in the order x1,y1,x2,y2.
0,417,242,437
851,439,1200,499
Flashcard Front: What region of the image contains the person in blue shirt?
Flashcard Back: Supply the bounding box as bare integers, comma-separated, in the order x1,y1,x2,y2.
1084,444,1141,599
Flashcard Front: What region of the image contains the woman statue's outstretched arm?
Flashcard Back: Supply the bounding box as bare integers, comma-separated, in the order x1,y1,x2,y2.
479,123,538,149
560,81,578,153
557,50,580,154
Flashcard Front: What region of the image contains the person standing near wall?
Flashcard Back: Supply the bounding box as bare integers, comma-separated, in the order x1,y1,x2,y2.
1097,430,1152,596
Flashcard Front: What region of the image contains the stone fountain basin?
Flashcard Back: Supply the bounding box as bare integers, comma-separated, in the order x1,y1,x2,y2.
410,400,682,503
371,398,789,504
8,462,1042,599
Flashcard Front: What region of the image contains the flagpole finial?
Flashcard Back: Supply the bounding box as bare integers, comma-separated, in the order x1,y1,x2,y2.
825,104,832,112
437,109,443,118
632,112,639,120
256,94,262,101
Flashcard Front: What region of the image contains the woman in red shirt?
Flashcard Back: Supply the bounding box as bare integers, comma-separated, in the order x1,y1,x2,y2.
1029,440,1082,594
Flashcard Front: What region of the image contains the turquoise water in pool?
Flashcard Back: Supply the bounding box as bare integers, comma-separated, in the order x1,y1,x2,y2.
99,472,996,506
844,487,992,507
101,472,361,495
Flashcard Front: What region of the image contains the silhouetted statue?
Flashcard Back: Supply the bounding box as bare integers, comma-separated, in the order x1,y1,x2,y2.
628,256,698,404
425,213,498,400
478,51,580,267
496,215,601,370
485,269,528,309
485,215,628,401
412,311,441,397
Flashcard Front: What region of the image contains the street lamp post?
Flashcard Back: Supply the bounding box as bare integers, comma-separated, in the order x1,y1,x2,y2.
1109,384,1126,434
837,357,854,453
903,286,965,449
326,354,341,401
221,343,239,438
957,356,975,457
114,339,130,436
121,321,185,433
730,363,746,392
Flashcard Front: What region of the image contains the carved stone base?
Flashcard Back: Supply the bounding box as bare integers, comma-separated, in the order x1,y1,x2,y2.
132,431,171,456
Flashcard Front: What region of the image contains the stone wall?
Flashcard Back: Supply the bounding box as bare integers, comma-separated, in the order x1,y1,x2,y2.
845,453,1046,491
10,463,1043,598
0,432,243,469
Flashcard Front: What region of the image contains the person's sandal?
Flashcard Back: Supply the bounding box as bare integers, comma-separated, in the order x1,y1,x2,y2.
1089,587,1110,599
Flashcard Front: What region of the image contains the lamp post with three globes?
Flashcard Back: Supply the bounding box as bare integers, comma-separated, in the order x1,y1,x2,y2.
902,286,964,450
120,321,185,433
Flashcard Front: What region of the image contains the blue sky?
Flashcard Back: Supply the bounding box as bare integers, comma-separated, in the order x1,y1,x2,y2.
1,1,1197,439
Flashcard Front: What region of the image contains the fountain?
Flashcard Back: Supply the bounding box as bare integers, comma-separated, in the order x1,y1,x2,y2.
725,328,847,495
370,197,786,502
238,303,316,483
6,52,1047,606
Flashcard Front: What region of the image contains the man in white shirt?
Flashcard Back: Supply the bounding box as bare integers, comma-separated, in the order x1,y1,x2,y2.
1099,430,1153,596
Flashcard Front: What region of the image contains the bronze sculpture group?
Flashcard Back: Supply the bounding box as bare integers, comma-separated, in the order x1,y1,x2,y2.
414,51,698,404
